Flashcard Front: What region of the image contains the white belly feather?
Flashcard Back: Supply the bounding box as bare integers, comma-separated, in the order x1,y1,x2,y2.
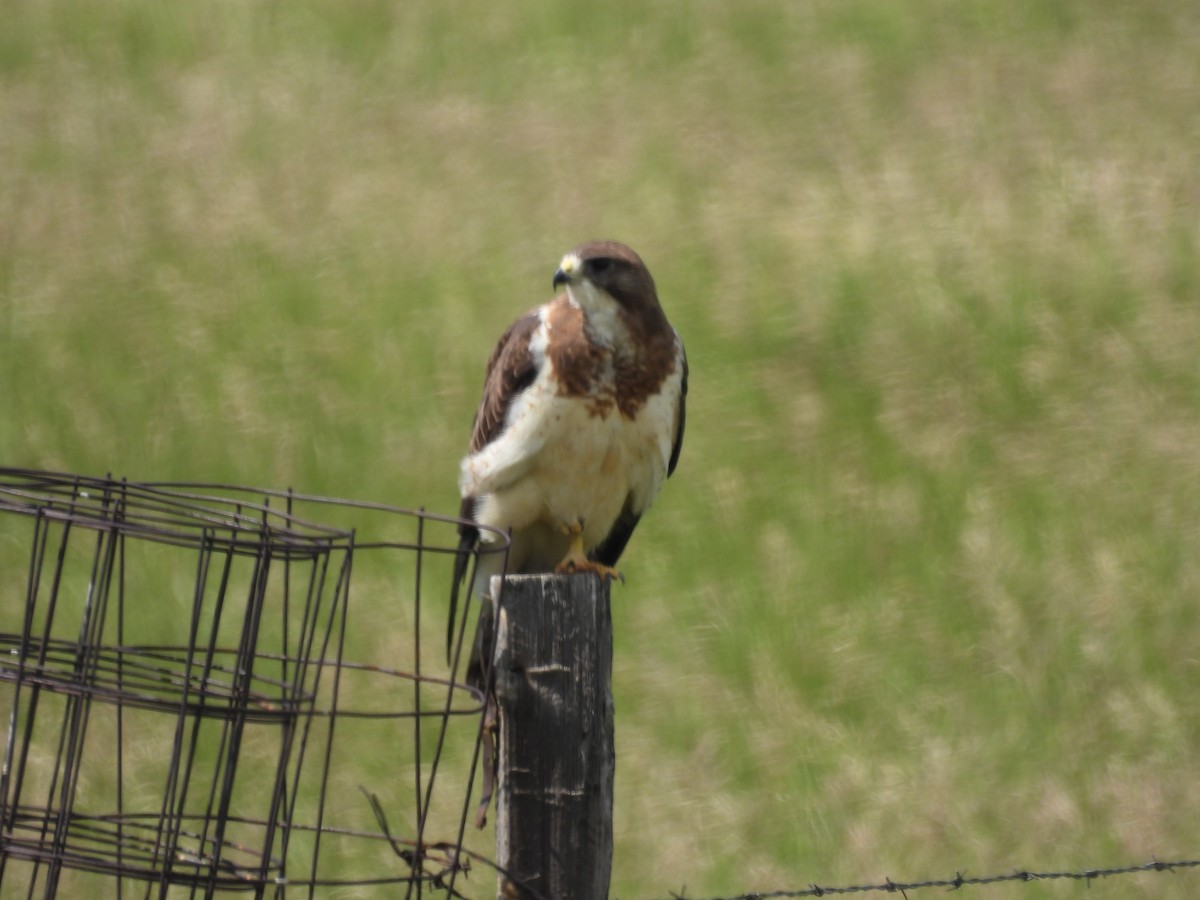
460,329,681,563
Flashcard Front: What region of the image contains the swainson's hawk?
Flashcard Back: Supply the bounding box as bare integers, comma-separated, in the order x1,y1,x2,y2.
449,240,687,659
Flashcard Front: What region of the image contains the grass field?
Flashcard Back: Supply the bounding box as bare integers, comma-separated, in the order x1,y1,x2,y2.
3,0,1199,896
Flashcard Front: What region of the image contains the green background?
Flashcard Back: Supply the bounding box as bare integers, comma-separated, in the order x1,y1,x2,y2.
3,1,1199,896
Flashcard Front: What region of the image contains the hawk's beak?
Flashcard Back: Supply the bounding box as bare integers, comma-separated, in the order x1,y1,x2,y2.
553,253,580,290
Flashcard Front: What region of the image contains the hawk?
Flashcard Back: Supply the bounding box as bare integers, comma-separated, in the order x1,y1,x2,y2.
448,240,687,660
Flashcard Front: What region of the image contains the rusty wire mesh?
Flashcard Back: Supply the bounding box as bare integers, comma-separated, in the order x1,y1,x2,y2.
0,468,507,898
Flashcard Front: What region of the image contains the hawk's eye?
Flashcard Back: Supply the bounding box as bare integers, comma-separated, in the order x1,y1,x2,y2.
589,259,613,276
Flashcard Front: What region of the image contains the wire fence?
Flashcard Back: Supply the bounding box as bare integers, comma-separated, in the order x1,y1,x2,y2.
3,470,1195,899
667,856,1200,899
0,468,509,898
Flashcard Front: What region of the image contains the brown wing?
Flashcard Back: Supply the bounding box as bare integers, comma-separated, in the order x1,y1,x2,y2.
449,309,542,661
668,336,688,477
468,311,541,454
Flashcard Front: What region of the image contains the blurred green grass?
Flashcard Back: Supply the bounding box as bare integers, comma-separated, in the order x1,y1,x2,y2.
2,0,1199,896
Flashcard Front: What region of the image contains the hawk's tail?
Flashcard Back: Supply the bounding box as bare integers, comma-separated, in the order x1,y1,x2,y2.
447,523,478,665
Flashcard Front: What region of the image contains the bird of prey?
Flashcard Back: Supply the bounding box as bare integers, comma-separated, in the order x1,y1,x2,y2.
448,240,687,661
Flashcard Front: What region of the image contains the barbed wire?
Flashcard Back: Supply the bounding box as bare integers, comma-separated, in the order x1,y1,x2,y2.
666,857,1200,900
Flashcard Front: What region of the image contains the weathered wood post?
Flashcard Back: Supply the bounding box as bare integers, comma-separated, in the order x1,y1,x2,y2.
491,573,614,899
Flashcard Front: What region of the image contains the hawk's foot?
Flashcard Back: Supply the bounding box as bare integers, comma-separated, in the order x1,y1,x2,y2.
554,519,624,582
554,556,624,582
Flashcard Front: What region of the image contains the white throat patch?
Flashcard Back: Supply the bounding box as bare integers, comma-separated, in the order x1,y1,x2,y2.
566,280,625,345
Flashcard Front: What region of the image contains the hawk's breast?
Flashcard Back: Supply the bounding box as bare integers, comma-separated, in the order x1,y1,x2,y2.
470,310,679,550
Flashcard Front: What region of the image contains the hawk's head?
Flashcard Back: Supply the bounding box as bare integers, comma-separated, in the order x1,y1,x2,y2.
553,241,660,319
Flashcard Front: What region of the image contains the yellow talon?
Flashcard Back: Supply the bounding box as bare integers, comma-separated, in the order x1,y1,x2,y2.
554,520,623,581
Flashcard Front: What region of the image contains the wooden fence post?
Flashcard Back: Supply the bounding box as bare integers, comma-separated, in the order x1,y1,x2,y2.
491,573,614,900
